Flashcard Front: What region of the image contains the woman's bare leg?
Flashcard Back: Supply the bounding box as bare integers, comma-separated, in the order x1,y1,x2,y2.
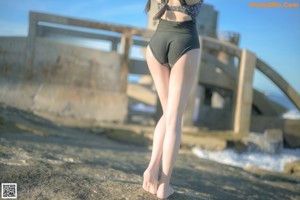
157,49,200,199
143,46,170,194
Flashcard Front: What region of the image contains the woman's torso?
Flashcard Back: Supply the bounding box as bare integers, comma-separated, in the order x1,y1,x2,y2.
159,0,202,22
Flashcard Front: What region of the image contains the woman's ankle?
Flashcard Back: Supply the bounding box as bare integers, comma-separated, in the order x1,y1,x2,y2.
147,161,160,172
157,183,174,199
158,173,170,185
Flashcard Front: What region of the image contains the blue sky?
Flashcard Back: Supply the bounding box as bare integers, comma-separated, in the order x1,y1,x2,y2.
0,0,299,95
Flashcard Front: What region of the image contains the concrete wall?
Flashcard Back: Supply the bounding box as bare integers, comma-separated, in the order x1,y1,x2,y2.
33,38,123,92
0,37,127,122
198,106,232,130
196,4,218,37
0,37,27,79
251,116,300,148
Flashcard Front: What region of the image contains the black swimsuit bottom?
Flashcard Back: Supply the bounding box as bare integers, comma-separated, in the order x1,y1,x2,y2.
148,18,200,68
149,0,204,67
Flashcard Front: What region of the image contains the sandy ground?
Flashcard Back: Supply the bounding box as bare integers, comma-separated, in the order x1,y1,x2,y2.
0,103,300,200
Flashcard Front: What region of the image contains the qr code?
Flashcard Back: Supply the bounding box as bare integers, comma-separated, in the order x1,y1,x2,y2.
1,183,17,199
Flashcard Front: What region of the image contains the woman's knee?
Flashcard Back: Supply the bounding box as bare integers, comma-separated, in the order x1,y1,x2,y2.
165,111,183,131
159,113,166,121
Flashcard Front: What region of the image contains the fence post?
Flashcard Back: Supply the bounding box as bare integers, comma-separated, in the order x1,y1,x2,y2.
120,34,132,93
233,49,256,134
26,12,38,80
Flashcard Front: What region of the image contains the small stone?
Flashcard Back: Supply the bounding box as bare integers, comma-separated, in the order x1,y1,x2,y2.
184,136,227,151
247,129,283,154
264,129,283,142
264,129,283,154
284,160,300,176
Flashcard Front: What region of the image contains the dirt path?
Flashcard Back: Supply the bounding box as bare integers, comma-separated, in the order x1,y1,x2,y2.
0,103,299,200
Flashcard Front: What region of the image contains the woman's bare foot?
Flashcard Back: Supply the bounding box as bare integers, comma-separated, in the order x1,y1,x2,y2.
156,183,175,199
143,168,159,195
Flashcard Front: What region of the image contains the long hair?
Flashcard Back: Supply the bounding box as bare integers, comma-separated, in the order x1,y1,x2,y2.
145,0,151,13
145,0,169,20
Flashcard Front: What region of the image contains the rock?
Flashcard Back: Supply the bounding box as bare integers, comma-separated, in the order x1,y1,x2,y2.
264,129,283,153
182,135,227,151
228,140,248,153
284,119,300,148
284,160,300,177
248,129,283,154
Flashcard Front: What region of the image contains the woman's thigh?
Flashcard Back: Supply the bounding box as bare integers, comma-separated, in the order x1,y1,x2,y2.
166,48,200,124
146,45,171,113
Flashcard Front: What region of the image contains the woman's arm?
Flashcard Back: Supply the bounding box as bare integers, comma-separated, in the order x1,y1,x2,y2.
185,0,201,5
145,0,164,13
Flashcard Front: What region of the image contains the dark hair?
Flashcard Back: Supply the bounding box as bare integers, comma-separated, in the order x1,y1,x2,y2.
145,0,169,20
145,0,151,13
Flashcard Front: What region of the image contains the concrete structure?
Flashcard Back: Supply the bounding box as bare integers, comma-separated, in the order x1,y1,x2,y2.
0,11,151,122
196,3,219,37
233,50,256,133
0,9,300,146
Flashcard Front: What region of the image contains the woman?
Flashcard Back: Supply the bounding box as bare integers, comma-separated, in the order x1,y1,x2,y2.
143,0,204,199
